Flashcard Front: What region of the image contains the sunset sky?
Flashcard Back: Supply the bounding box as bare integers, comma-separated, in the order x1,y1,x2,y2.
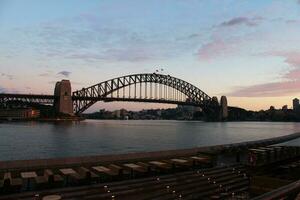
1,0,300,112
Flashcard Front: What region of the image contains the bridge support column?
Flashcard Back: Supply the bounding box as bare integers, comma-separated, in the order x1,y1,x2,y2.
203,96,220,121
220,96,228,121
203,96,228,121
54,80,73,116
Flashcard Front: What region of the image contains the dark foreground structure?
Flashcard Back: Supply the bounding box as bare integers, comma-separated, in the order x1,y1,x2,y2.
1,133,300,199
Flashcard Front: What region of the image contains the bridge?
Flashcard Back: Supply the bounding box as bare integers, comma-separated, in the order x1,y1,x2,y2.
0,73,228,120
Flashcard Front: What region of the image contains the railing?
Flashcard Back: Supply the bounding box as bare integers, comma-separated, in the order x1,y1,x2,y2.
252,180,300,200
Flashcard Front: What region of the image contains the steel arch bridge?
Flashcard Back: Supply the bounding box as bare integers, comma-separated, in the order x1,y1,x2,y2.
0,73,220,119
72,73,214,114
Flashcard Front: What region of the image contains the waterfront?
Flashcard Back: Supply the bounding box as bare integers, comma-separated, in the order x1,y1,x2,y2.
0,120,300,161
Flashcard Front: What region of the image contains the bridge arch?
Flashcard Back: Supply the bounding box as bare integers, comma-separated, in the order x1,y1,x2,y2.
72,73,213,114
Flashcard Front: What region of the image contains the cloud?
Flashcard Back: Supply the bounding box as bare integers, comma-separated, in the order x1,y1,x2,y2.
48,80,82,85
176,33,202,41
1,73,14,80
65,46,163,62
229,80,300,97
219,16,263,27
229,51,300,97
197,39,227,60
286,19,300,24
197,38,243,61
10,12,199,64
31,17,159,63
57,71,71,77
39,72,52,77
0,86,20,93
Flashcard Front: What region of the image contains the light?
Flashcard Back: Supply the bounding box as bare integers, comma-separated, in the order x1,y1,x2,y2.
166,186,170,189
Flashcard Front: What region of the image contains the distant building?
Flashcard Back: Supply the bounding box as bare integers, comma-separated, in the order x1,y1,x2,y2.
0,108,40,120
120,109,127,117
282,105,288,111
113,110,121,118
293,98,300,111
156,110,162,116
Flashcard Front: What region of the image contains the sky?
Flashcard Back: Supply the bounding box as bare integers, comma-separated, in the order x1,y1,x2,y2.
1,0,300,112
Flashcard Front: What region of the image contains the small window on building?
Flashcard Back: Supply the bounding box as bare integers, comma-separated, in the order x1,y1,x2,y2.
65,92,68,96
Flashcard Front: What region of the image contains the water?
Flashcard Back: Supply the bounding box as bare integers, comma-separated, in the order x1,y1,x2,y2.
1,120,300,161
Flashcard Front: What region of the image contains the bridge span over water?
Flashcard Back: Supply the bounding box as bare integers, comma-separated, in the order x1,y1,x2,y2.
0,73,228,120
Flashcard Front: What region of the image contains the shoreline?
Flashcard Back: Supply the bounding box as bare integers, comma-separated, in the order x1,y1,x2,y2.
2,117,300,123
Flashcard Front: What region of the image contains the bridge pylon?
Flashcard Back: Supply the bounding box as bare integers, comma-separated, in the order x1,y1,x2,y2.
202,96,228,121
54,80,73,116
220,96,228,121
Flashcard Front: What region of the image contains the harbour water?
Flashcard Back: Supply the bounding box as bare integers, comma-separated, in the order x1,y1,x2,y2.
1,120,300,161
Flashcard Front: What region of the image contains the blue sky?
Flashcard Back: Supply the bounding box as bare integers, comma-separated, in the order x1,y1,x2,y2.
1,0,300,111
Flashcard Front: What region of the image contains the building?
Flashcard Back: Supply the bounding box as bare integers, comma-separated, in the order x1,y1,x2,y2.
113,110,121,118
282,105,288,111
0,108,40,120
120,109,128,117
293,98,300,111
269,106,275,111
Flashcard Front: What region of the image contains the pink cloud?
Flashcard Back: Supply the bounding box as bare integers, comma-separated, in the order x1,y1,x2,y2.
284,68,300,80
279,52,300,67
229,80,300,97
270,51,300,80
229,51,300,97
197,39,238,61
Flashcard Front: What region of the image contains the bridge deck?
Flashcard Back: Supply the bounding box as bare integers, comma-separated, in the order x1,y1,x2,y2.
0,93,55,99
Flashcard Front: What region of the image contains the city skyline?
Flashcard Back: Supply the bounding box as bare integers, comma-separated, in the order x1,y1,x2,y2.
1,0,300,112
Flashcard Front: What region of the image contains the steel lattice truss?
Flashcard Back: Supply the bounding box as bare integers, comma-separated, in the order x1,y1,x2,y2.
72,73,213,114
0,94,55,108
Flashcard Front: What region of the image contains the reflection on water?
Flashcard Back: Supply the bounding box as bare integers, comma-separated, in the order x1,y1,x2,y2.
0,120,300,161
